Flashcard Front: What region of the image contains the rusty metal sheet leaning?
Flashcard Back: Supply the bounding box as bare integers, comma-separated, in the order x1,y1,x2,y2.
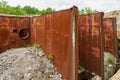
90,13,104,79
78,12,104,79
78,14,91,71
103,18,117,57
31,6,79,80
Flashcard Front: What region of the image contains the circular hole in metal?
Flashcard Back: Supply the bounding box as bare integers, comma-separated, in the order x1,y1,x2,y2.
19,28,30,40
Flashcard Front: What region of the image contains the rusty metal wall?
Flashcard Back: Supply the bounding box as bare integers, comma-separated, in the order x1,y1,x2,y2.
0,16,10,52
103,18,117,57
0,16,30,53
31,7,79,80
78,13,104,79
1,7,117,80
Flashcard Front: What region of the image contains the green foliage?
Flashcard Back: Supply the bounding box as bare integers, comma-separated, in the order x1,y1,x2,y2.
40,8,55,15
24,44,32,48
107,55,114,65
79,8,97,15
48,54,54,60
24,43,40,49
79,65,85,72
0,0,97,16
22,6,40,15
48,54,54,63
33,43,40,49
0,0,55,15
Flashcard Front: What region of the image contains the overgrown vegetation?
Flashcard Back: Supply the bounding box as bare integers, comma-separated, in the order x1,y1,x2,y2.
79,8,97,15
0,0,54,15
48,54,55,63
79,65,85,73
0,0,98,16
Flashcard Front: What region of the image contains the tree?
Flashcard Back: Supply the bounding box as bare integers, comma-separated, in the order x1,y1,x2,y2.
0,0,7,8
0,0,55,15
79,8,98,15
22,6,38,15
40,8,55,15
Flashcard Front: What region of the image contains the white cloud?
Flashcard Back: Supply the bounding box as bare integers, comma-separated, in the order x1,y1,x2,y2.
2,0,120,12
77,0,120,12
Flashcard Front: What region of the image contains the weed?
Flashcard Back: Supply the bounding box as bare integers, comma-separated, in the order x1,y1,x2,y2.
33,43,40,49
79,65,85,72
48,54,54,63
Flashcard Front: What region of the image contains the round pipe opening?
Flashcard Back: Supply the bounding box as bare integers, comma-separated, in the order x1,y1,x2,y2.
19,28,30,39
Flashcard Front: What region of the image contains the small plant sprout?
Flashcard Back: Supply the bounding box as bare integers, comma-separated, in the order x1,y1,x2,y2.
24,44,32,48
48,54,54,63
33,43,40,48
79,65,85,73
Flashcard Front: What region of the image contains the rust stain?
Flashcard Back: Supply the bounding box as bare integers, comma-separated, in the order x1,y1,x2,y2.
0,7,118,80
78,13,104,79
0,16,30,52
103,18,117,57
31,7,79,80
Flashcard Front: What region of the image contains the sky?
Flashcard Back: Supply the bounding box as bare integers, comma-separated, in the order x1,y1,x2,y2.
2,0,120,12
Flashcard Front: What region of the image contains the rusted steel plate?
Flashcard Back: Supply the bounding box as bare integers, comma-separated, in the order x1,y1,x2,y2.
31,15,46,51
0,26,10,52
103,18,117,57
0,17,9,26
31,7,79,80
0,16,30,52
78,13,104,79
90,13,104,78
0,17,10,52
9,17,30,48
78,15,91,70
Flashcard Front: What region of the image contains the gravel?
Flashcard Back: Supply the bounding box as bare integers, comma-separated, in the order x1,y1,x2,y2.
0,46,62,80
0,46,117,80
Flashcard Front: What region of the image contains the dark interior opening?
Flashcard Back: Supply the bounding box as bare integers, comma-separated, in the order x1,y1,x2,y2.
13,29,17,32
81,78,88,80
78,71,94,80
118,38,120,58
19,28,30,40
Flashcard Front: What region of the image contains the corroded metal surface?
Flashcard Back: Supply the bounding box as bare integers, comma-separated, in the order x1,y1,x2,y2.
0,16,30,52
78,13,104,79
103,18,117,57
0,7,118,80
0,7,79,80
0,17,10,52
31,7,79,80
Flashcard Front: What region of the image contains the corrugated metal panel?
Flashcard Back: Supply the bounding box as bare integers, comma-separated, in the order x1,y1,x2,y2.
103,18,117,57
78,13,104,79
31,7,78,80
0,16,30,52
